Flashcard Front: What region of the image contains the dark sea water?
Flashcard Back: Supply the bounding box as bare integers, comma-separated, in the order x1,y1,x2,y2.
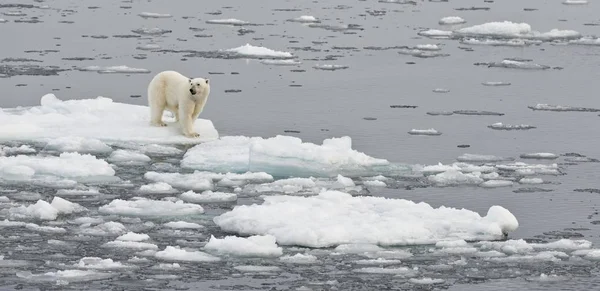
1,0,600,290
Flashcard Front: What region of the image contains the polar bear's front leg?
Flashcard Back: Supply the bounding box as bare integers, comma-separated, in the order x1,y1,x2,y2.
178,100,200,138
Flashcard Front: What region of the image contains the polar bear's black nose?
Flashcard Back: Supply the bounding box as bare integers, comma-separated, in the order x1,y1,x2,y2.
189,88,196,95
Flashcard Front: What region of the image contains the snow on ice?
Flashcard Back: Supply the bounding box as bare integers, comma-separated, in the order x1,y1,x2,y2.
214,190,519,248
0,94,218,144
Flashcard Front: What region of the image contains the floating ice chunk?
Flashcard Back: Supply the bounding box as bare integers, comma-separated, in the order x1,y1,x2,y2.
488,122,536,130
398,48,449,58
490,251,567,263
496,162,560,175
144,171,213,191
436,240,468,248
25,223,66,234
155,246,221,262
336,174,355,187
78,221,127,236
9,200,58,220
234,265,281,272
563,0,588,5
214,190,518,248
116,232,150,242
519,178,543,184
0,219,25,227
0,19,6,23
68,216,104,225
0,94,219,144
79,65,151,74
531,239,592,251
455,21,581,41
418,29,452,39
75,257,133,270
489,60,550,70
206,18,249,25
363,180,386,187
179,190,237,203
131,27,171,36
224,44,293,59
482,81,511,86
354,267,417,276
0,145,36,155
43,137,112,154
139,182,176,194
439,16,466,25
457,153,513,163
355,258,402,265
244,177,318,194
56,188,102,197
408,129,442,136
260,59,302,66
288,15,319,23
480,180,513,188
313,64,349,71
163,221,203,229
477,239,534,255
138,12,172,18
428,170,484,186
415,44,441,51
569,37,600,46
461,38,530,46
16,269,114,283
335,243,384,254
279,253,318,264
520,153,558,160
433,88,450,93
0,152,115,183
0,196,9,203
182,135,395,178
528,104,600,112
102,240,159,250
108,150,151,165
204,234,283,257
426,111,454,116
99,198,204,217
584,250,600,260
409,278,445,285
50,197,86,215
453,110,504,116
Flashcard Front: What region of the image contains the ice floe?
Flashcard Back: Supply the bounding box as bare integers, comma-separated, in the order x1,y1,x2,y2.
8,197,85,221
79,65,151,74
102,240,158,251
0,94,219,144
454,21,581,41
488,60,551,70
138,12,172,19
569,37,600,46
204,235,283,257
74,257,133,270
260,59,302,66
288,15,319,23
563,0,588,5
98,198,204,217
0,145,36,155
16,269,115,283
214,190,518,248
138,182,176,194
116,232,150,242
206,18,249,26
279,253,318,264
181,135,404,178
408,129,442,136
520,153,558,160
163,221,203,229
43,137,112,154
461,38,532,47
155,246,221,262
488,123,536,130
457,154,514,163
224,44,293,59
108,150,151,165
313,64,350,71
439,16,466,25
180,190,237,203
528,104,600,112
418,29,453,39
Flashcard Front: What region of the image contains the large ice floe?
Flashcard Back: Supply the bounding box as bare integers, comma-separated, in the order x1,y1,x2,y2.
181,135,408,178
214,190,519,248
0,94,218,144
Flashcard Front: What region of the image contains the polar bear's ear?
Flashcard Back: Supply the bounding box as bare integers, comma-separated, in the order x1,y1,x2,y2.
188,78,192,83
205,79,209,84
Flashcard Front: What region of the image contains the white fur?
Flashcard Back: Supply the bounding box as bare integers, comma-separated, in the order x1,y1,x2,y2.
147,70,211,138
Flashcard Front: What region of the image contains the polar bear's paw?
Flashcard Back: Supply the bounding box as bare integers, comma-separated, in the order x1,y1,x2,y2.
151,121,168,127
185,132,200,138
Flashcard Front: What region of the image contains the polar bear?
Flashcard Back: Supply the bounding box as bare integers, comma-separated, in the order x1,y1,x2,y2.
147,70,211,138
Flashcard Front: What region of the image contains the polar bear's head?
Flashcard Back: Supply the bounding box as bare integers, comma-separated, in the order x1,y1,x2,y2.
188,77,210,96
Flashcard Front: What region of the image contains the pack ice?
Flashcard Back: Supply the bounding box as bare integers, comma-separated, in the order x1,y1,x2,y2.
214,190,519,248
0,94,218,144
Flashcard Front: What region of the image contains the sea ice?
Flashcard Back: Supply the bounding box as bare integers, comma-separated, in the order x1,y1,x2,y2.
179,190,237,203
457,153,513,163
409,278,445,285
439,16,466,25
9,197,85,221
353,267,417,276
408,129,442,136
75,257,133,270
563,0,588,5
260,59,302,66
16,269,114,283
224,44,293,59
354,258,402,265
138,182,176,194
313,64,350,71
489,60,550,70
43,137,112,154
108,150,150,165
102,240,159,251
138,12,172,18
204,235,283,257
488,123,536,130
569,37,600,46
214,190,518,248
144,171,213,191
233,265,281,272
479,180,513,188
519,178,544,184
418,29,452,39
206,18,249,25
116,232,150,242
79,65,151,74
288,15,319,23
99,198,204,217
155,246,221,262
25,223,66,234
520,153,558,160
279,253,318,264
455,21,581,41
461,38,530,46
527,104,600,112
428,170,484,186
181,135,399,178
163,221,203,229
0,94,218,144
78,221,127,236
0,145,36,155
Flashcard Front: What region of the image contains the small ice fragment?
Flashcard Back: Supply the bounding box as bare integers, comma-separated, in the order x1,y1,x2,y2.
233,265,281,272
43,137,112,154
418,29,452,39
313,64,349,71
408,129,442,136
163,221,204,229
179,190,237,203
480,180,513,188
520,153,558,160
98,198,204,217
155,246,221,262
279,253,318,264
204,235,283,257
206,18,249,25
116,232,150,242
138,12,172,18
224,43,293,58
563,0,588,5
433,88,450,93
488,122,536,130
108,150,151,165
288,15,319,23
79,65,151,74
482,81,511,86
439,16,466,25
457,153,513,162
139,182,175,194
519,178,544,184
